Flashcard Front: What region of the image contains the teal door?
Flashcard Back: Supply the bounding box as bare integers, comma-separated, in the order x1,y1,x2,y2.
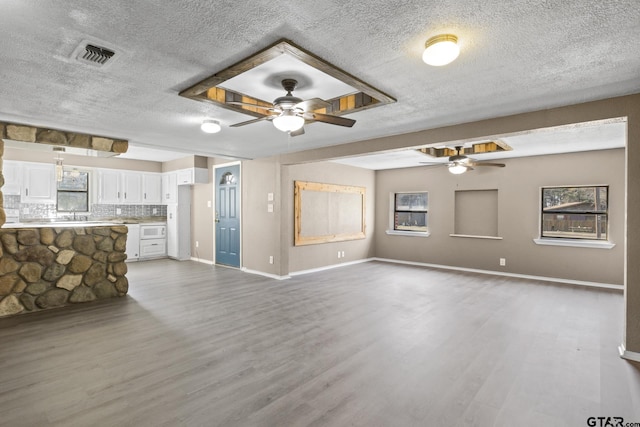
215,165,240,267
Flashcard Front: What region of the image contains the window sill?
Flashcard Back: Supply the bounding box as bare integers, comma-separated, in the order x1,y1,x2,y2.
449,234,503,240
386,230,430,237
533,238,615,249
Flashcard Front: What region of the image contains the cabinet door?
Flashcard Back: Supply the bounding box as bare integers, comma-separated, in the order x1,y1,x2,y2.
98,170,121,204
140,239,167,259
162,172,177,203
142,173,162,204
2,161,22,195
125,224,140,261
177,168,194,185
122,172,143,204
23,163,56,203
166,204,177,257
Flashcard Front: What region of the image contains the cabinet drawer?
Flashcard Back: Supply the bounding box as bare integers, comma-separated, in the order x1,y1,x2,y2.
139,239,167,259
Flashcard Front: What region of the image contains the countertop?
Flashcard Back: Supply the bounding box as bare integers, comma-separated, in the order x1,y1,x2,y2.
2,217,167,229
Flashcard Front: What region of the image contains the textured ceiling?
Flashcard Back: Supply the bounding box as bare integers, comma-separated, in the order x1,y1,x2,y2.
0,1,638,161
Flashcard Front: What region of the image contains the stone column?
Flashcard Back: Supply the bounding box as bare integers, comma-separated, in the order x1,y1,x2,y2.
0,136,5,228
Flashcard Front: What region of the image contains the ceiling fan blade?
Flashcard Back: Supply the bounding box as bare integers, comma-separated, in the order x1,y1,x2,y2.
469,162,506,168
227,101,274,111
295,98,330,112
309,112,356,127
290,127,305,137
229,116,272,127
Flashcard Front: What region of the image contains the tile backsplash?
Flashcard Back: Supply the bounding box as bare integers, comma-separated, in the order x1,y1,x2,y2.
4,195,166,221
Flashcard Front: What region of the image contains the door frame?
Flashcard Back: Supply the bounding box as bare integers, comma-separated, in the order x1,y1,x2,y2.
213,161,242,268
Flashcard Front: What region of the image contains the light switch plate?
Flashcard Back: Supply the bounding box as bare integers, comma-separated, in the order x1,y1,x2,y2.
267,204,273,213
267,192,274,201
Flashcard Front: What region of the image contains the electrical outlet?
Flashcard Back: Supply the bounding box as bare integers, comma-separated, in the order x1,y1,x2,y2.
116,208,122,215
267,192,274,201
337,251,341,258
207,200,212,208
195,241,199,248
152,208,158,215
500,258,506,266
341,251,345,258
269,255,274,264
267,204,273,213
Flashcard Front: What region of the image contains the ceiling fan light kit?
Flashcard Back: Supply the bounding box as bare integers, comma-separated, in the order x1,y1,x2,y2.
272,110,305,132
200,119,221,134
422,34,460,66
448,164,468,174
227,78,356,135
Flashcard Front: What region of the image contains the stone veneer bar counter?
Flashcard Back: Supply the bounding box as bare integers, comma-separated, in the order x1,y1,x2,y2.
0,224,129,317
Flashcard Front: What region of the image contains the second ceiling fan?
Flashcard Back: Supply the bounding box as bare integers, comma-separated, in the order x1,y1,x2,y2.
421,146,506,174
228,79,356,136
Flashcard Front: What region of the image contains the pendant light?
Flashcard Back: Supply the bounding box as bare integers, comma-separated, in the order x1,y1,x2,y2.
53,147,65,181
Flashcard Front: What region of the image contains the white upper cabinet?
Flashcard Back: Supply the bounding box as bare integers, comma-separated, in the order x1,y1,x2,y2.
176,168,194,185
142,173,162,204
162,172,177,204
22,163,56,203
176,167,208,186
97,169,122,204
2,161,22,195
97,169,163,205
122,172,143,204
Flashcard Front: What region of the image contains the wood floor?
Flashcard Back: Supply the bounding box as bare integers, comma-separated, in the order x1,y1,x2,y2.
1,260,639,427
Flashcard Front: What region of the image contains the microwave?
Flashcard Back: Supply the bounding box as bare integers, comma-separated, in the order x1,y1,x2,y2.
140,224,166,240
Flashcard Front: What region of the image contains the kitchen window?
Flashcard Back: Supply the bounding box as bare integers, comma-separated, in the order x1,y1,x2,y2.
539,185,609,242
57,170,89,213
387,192,429,236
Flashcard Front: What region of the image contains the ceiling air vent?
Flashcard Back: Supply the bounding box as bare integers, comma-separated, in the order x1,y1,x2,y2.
79,44,115,65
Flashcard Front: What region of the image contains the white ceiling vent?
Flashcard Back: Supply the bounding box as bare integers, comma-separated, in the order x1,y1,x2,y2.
71,40,118,68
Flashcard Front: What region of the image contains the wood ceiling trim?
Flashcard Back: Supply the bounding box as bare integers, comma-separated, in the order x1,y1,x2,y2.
418,141,513,158
179,39,396,117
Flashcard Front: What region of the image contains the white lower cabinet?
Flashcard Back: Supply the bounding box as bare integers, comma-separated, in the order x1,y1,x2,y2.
125,224,140,262
140,239,166,259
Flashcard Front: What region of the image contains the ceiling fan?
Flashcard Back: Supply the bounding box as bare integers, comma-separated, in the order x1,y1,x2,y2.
228,79,356,136
421,146,506,174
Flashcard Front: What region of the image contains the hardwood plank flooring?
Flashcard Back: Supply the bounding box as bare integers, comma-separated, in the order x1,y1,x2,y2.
0,260,638,426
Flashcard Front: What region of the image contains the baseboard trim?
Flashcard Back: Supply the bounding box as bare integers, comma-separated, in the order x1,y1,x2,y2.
372,258,623,290
618,344,640,363
240,267,290,281
289,258,374,277
190,257,214,265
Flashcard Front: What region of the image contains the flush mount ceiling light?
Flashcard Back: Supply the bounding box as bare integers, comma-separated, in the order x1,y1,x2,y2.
422,34,460,66
200,119,221,134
